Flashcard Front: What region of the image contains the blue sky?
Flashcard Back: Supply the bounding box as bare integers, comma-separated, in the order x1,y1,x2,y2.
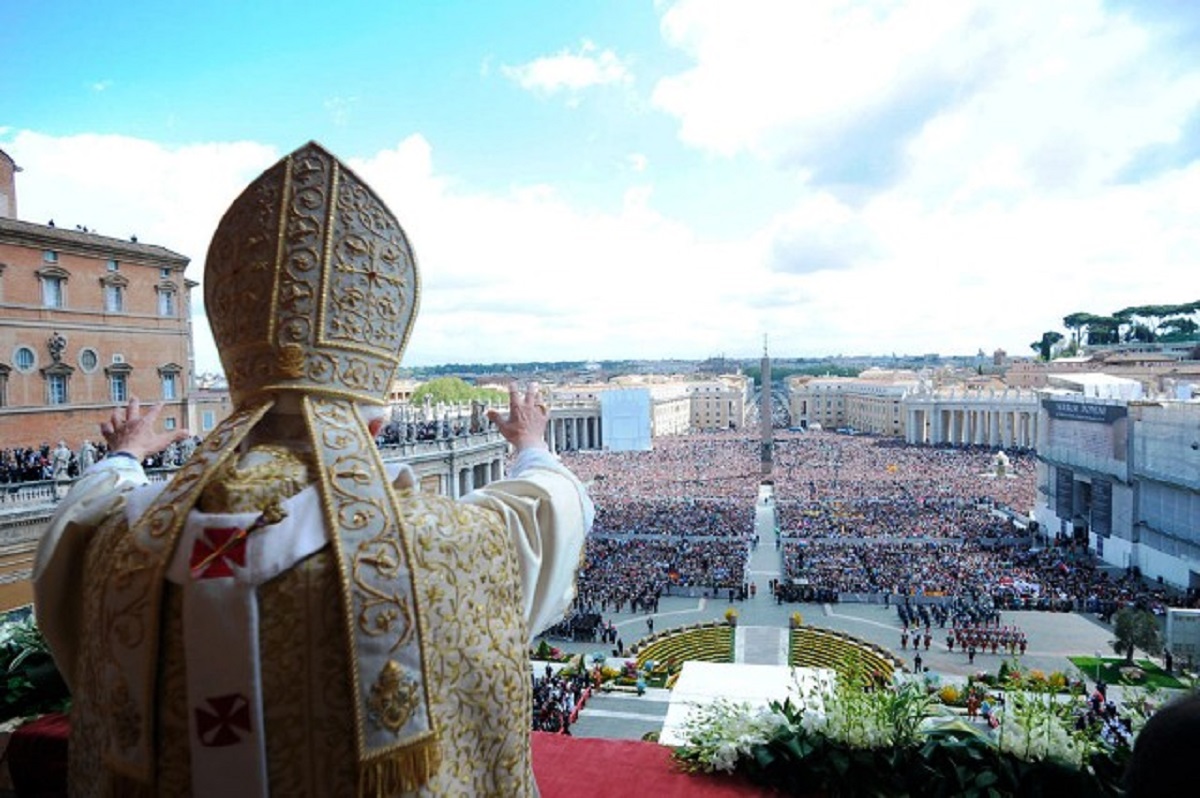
4,0,1199,372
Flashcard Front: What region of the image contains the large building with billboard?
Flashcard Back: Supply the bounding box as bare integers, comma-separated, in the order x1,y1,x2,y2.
1033,391,1200,590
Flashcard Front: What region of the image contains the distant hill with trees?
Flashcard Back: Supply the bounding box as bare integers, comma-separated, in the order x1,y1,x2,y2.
410,377,508,405
1032,301,1200,360
744,364,860,386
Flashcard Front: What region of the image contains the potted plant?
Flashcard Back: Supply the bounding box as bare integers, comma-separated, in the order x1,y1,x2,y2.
724,607,739,626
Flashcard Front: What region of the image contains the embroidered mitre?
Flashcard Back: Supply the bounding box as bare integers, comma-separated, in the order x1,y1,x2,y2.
206,141,419,408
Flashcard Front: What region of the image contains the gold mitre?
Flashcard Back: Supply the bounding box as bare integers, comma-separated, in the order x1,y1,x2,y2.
205,141,420,408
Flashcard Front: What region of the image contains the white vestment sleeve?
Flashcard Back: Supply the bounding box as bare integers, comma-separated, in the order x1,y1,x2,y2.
33,458,154,689
459,448,593,641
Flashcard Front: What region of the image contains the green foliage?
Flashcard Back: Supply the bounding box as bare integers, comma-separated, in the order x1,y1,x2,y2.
745,364,860,385
680,694,1125,798
674,653,1147,797
1110,607,1163,664
1085,316,1122,345
1159,317,1198,341
1043,299,1200,349
1030,331,1064,361
1067,656,1183,689
410,376,507,406
1,614,71,723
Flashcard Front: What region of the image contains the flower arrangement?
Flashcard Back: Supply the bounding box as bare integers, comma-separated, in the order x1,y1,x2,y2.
724,607,739,626
675,699,792,774
531,639,574,662
937,684,961,706
1,613,71,724
789,611,804,628
674,656,1147,796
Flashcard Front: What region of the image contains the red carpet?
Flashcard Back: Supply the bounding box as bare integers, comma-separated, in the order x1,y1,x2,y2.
7,715,773,796
5,713,69,798
531,732,773,797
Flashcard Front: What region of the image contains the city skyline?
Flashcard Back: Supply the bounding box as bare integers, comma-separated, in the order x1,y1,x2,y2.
4,0,1199,374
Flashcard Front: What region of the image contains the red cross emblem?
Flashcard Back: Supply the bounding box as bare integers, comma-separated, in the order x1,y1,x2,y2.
190,527,248,580
194,693,252,747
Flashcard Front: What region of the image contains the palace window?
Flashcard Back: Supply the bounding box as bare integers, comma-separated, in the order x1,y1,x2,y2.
42,336,74,401
105,362,133,404
110,372,128,403
47,373,69,405
43,275,65,308
78,348,99,372
37,264,70,309
157,287,177,317
101,272,128,313
104,283,124,312
14,347,36,372
0,364,8,407
158,363,182,401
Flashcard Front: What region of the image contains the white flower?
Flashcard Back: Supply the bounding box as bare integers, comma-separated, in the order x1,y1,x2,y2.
712,742,739,773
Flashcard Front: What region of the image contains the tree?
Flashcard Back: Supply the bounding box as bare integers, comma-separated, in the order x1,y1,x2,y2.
1113,307,1136,343
1030,331,1064,361
1062,312,1096,350
1126,323,1156,343
1110,607,1163,665
1158,317,1198,341
410,377,507,406
1086,316,1121,345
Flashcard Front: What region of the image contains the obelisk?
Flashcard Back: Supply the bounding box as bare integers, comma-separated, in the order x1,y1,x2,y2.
760,335,773,477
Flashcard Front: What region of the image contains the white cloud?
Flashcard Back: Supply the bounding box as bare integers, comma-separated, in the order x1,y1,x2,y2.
5,1,1198,374
651,0,1200,193
639,0,1200,356
653,0,978,161
502,39,632,96
4,131,759,370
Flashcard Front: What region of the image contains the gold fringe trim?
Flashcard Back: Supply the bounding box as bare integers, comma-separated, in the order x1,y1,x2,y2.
357,737,442,798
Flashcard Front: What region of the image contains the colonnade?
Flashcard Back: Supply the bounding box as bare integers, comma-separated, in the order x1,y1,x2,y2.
546,413,602,453
377,432,508,500
906,405,1039,448
456,457,503,497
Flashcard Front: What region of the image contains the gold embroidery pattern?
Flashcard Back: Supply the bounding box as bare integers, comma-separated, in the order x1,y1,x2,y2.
198,444,313,514
73,489,536,796
204,142,419,407
95,401,272,781
304,395,437,759
403,492,535,795
368,660,421,733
